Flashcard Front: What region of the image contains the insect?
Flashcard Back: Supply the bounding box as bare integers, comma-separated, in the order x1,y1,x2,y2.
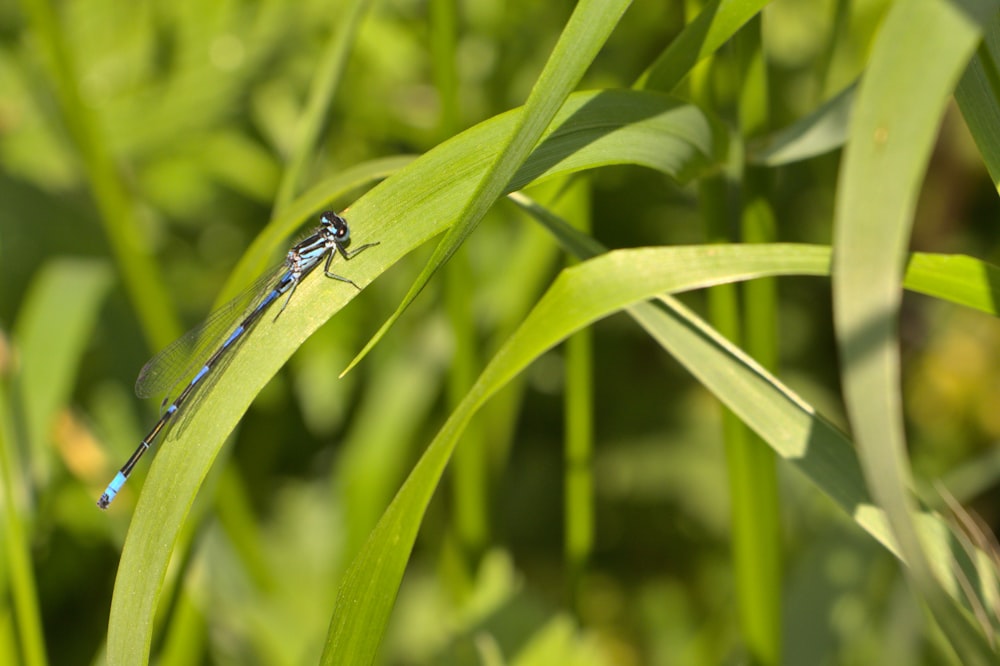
98,211,378,509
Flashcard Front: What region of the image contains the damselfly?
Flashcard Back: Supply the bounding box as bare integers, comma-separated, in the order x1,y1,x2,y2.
98,211,378,509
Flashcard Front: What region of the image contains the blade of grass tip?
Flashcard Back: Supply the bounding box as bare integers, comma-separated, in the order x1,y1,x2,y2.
339,0,632,377
272,0,375,214
833,0,1000,659
746,80,857,166
535,198,1000,628
521,199,1000,628
633,0,769,92
904,253,1000,314
509,198,1000,544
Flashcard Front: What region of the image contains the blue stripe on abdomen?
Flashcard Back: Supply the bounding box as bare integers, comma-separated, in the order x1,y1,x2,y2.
190,365,210,387
222,325,246,349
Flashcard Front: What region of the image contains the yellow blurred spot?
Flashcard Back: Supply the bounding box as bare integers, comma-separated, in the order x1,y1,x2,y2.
52,409,106,481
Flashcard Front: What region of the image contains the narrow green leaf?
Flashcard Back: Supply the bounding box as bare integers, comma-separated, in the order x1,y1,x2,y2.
905,253,1000,314
17,0,181,350
956,16,1000,189
634,0,770,91
832,0,1000,659
747,81,856,166
337,345,445,561
732,18,782,665
341,0,632,376
323,244,839,665
0,360,47,666
105,89,725,666
14,259,113,478
272,0,374,212
327,237,1000,666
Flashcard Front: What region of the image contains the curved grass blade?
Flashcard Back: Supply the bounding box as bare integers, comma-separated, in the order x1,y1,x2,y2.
105,88,727,665
528,200,1000,642
340,0,632,376
321,244,837,665
747,80,856,166
325,237,1000,664
831,0,1000,658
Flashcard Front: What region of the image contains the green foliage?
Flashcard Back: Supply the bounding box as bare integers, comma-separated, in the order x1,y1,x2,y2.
2,0,1000,664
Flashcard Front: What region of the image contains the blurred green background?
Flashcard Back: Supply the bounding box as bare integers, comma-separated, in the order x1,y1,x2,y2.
2,0,1000,664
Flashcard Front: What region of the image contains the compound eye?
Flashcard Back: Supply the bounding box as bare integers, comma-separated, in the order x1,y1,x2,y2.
320,211,351,238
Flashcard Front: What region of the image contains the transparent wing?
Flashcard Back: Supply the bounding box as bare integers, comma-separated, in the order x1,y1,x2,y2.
162,330,247,439
135,266,285,400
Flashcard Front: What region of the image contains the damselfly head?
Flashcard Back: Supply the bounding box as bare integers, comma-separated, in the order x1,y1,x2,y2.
320,211,351,243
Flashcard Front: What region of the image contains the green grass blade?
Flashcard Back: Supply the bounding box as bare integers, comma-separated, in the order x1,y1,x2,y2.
832,0,1000,659
522,194,1000,598
445,248,491,563
434,0,484,569
556,181,595,605
16,0,181,351
272,0,374,213
747,81,856,166
733,18,781,664
14,260,112,480
956,17,1000,189
105,89,725,665
321,244,836,665
326,237,1000,665
430,0,460,137
336,343,445,562
634,0,770,91
0,362,46,666
341,0,632,376
905,253,1000,313
0,260,111,666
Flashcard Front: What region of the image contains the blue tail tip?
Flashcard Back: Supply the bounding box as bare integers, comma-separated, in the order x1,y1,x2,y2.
97,472,126,510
